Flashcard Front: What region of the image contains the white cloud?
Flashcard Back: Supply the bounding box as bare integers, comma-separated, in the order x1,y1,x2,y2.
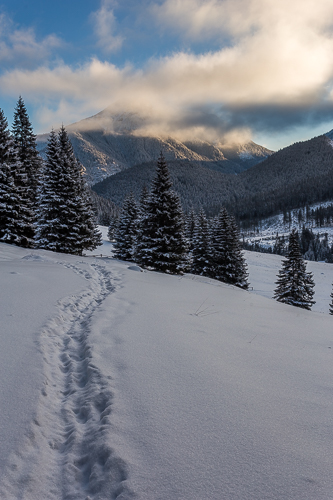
2,0,333,141
0,13,63,69
91,0,124,53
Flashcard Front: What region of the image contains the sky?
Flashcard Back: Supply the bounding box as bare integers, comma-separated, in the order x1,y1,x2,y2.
1,0,333,150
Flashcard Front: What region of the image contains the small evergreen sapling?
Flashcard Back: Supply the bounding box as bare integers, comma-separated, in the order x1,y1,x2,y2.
329,287,333,315
274,229,315,310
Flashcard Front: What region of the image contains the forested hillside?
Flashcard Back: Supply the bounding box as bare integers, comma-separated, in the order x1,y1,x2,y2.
236,135,333,220
93,135,333,221
93,159,241,215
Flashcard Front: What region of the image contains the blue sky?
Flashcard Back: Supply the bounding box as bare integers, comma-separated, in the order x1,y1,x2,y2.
1,0,333,150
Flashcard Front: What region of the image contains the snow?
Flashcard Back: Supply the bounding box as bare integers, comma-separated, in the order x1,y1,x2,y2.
0,232,333,499
242,201,333,249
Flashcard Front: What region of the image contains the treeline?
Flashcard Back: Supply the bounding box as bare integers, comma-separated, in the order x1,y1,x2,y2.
0,98,101,255
243,226,333,263
109,154,249,288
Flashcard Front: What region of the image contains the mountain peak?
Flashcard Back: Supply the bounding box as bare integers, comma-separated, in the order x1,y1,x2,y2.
37,107,274,185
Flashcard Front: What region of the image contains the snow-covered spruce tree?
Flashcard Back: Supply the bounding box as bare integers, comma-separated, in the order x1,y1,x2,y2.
134,184,150,263
74,157,102,254
107,215,119,241
274,229,315,310
211,208,249,289
228,215,249,289
136,152,190,274
113,192,139,261
0,108,20,244
12,96,42,246
36,127,101,255
185,207,196,251
329,287,333,315
191,207,213,277
35,129,62,251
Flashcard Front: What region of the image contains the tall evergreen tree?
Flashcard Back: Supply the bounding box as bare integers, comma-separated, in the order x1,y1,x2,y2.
191,208,212,276
113,192,138,261
136,152,189,274
36,127,101,255
35,129,63,252
227,215,249,289
12,96,42,245
0,109,20,243
274,229,315,309
185,207,196,251
211,208,248,289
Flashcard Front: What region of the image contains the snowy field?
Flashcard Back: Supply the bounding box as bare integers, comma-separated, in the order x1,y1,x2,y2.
0,230,333,499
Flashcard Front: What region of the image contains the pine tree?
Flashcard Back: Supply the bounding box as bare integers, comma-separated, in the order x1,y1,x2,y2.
185,207,196,251
228,215,249,289
330,287,333,315
74,158,102,254
134,185,150,262
136,152,189,274
12,96,42,246
0,109,20,243
191,208,213,276
113,192,138,261
211,208,248,289
107,216,119,241
274,229,315,309
36,127,101,255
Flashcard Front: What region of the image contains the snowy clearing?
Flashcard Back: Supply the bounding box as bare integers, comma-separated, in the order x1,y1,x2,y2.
0,232,333,499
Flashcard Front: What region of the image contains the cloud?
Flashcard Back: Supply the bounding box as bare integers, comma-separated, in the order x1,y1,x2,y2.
91,0,124,53
1,0,333,143
151,0,333,42
0,13,63,69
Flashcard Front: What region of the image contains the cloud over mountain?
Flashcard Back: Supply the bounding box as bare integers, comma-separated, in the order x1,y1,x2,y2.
1,0,333,145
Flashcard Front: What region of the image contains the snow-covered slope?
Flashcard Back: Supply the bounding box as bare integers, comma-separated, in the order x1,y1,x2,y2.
36,110,273,185
0,235,333,499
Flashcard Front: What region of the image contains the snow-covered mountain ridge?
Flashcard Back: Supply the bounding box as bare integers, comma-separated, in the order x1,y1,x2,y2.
36,109,273,185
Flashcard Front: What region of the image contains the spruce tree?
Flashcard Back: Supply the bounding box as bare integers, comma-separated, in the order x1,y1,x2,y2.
211,208,248,289
185,207,196,251
134,185,150,263
136,152,189,274
211,208,233,283
113,192,138,261
12,96,42,246
74,158,102,254
330,287,333,315
107,216,119,242
228,215,249,289
36,127,101,255
191,208,213,277
274,229,315,309
0,109,20,243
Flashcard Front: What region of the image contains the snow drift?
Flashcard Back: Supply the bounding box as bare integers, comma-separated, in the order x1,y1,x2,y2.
0,234,332,499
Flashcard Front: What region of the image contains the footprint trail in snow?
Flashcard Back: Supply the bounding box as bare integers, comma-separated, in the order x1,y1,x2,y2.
0,260,134,500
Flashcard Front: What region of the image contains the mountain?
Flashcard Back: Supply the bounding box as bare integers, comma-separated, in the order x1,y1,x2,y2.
93,134,333,219
36,109,273,185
